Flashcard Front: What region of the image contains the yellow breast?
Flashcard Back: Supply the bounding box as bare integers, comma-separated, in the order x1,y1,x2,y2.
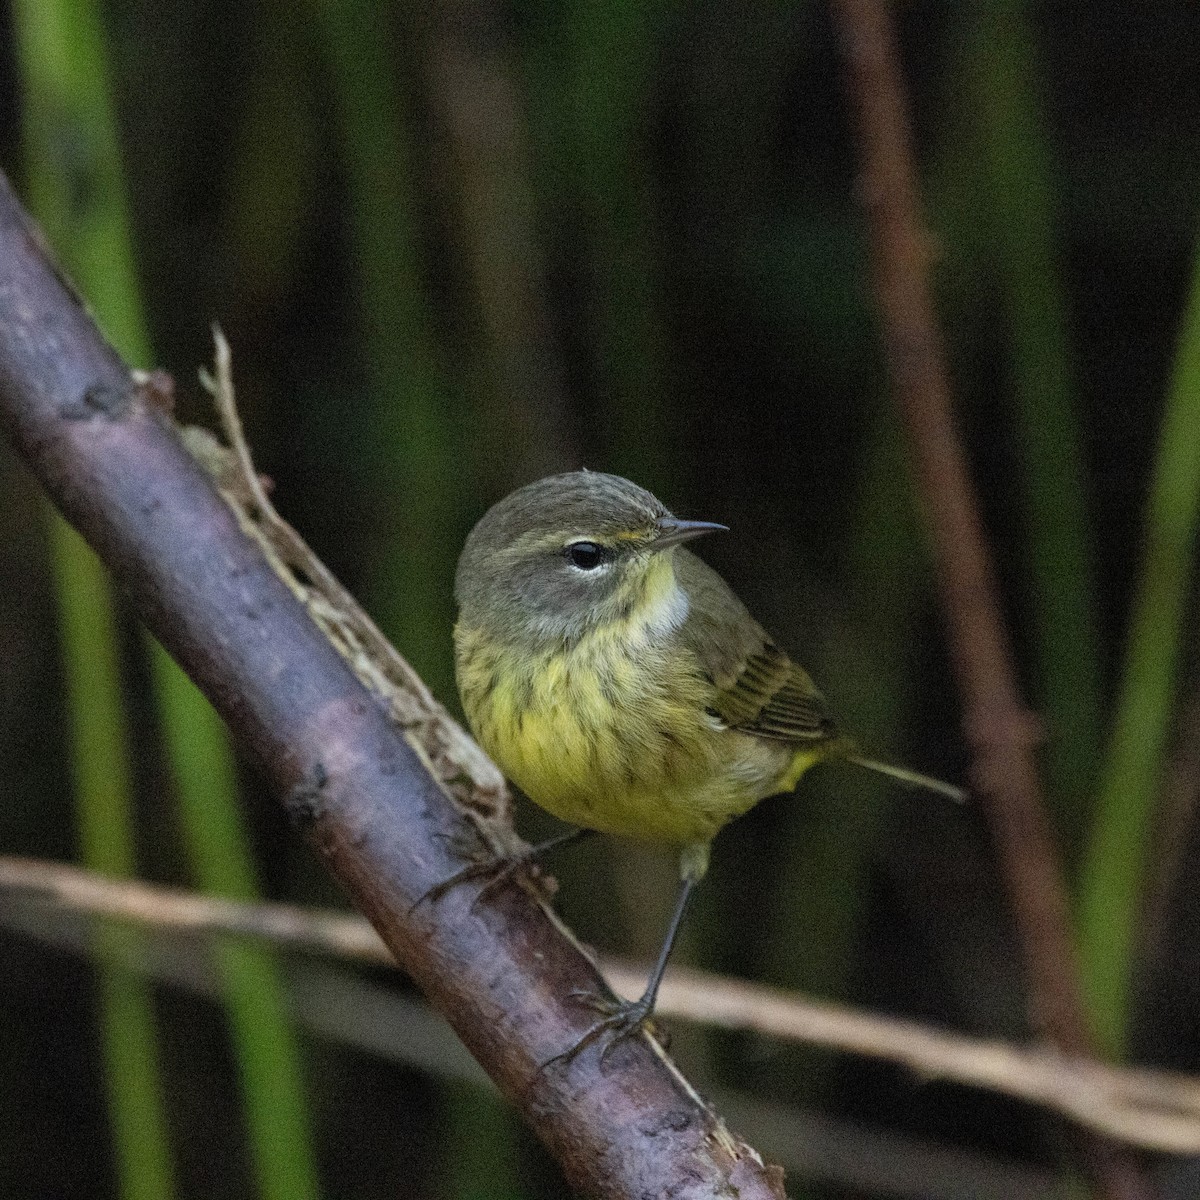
455,577,793,844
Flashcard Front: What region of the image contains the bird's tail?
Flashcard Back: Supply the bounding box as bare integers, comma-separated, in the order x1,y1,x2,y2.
844,754,966,804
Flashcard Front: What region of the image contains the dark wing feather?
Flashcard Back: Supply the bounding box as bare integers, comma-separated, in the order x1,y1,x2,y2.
674,549,838,745
712,640,836,742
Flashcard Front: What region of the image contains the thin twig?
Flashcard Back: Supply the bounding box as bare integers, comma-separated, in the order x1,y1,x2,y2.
425,0,577,483
829,2,1154,1197
192,329,514,836
5,854,1200,1155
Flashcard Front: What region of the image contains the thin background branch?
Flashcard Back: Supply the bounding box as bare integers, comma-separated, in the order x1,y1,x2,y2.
4,854,1200,1156
829,1,1154,1197
0,888,1059,1200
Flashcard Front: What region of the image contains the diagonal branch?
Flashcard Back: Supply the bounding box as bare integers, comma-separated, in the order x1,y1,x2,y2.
829,2,1154,1198
0,170,786,1200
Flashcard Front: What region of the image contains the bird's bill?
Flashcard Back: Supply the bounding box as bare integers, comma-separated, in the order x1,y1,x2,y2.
654,517,728,549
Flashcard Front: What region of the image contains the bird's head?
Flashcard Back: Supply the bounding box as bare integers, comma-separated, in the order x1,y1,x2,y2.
455,471,725,646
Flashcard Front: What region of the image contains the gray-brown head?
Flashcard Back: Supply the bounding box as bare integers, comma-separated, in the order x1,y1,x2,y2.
455,471,725,646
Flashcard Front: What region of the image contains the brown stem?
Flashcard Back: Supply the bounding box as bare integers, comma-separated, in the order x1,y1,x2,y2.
425,0,578,485
0,170,785,1200
829,2,1153,1197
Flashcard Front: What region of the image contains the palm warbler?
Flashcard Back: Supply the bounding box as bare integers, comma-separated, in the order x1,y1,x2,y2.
453,470,961,1056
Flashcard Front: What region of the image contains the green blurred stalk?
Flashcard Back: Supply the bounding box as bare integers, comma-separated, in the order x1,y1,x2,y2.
13,0,175,1194
527,0,673,493
45,518,176,1200
152,653,321,1200
221,3,318,323
841,416,926,783
524,0,679,954
963,1,1103,839
13,0,148,363
443,1086,523,1200
14,0,320,1194
1079,242,1200,1056
571,0,671,491
314,0,460,703
525,0,719,1088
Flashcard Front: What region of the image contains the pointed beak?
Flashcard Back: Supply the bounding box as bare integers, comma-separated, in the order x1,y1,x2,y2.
653,517,728,550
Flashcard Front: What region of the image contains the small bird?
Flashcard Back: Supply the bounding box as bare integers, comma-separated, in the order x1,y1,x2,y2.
453,470,961,1059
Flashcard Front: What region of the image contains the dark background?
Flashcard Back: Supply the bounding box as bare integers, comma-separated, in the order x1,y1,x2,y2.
1,2,1199,1197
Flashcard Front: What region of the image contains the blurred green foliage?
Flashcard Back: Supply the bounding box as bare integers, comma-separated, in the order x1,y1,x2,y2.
1080,242,1200,1057
3,2,1200,1198
12,0,178,1194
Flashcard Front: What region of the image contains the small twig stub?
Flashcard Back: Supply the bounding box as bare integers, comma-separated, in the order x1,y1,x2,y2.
189,329,517,849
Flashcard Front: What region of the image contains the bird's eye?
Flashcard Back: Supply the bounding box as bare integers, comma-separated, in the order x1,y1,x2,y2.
565,541,605,570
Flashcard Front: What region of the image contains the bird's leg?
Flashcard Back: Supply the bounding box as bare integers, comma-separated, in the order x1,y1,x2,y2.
546,842,709,1069
413,826,592,911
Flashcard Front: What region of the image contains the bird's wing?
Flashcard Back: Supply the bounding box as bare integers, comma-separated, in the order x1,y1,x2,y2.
710,640,837,742
674,549,839,744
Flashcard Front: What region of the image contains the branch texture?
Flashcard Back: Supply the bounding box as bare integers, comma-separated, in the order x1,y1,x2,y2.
0,171,785,1200
829,2,1153,1198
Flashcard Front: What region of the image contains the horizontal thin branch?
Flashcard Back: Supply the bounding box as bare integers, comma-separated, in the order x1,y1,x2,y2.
0,890,1059,1200
5,854,1198,1156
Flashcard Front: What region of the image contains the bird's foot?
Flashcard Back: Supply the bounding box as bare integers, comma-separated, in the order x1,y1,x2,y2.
410,845,538,913
541,990,663,1072
412,828,585,913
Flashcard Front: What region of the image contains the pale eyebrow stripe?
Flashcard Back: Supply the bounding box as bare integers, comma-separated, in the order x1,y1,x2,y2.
510,526,656,556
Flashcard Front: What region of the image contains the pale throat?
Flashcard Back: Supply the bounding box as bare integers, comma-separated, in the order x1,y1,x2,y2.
611,553,690,649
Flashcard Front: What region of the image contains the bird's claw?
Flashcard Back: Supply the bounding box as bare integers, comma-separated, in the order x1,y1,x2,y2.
409,851,535,914
413,828,587,913
539,991,661,1072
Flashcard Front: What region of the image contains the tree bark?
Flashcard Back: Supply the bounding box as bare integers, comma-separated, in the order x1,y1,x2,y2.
0,170,786,1200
